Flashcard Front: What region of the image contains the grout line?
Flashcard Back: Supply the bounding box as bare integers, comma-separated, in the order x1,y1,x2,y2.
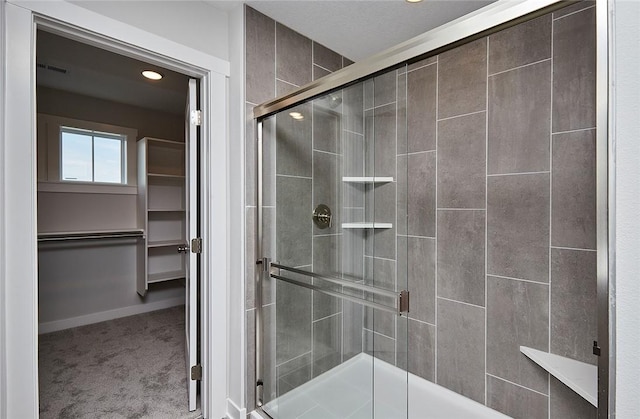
312,312,341,324
406,150,436,156
343,129,365,137
310,75,315,380
372,100,397,110
488,58,551,78
313,233,341,238
246,101,258,106
397,234,436,240
363,254,396,263
552,126,597,136
313,149,339,156
434,54,439,385
550,245,597,252
437,296,486,310
485,36,490,406
275,350,312,368
486,373,550,398
487,170,550,177
436,109,486,123
313,62,334,74
548,18,554,415
488,273,550,286
407,317,436,328
275,77,298,88
394,69,399,367
437,207,486,211
363,327,396,342
406,60,437,74
275,173,312,180
552,5,596,21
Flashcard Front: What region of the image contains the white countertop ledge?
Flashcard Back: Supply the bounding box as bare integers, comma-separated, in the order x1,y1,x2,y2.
520,346,597,407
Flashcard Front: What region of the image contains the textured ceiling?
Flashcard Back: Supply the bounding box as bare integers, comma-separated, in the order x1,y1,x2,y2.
239,0,495,61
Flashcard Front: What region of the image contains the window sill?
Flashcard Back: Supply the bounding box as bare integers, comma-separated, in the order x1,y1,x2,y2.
37,181,137,195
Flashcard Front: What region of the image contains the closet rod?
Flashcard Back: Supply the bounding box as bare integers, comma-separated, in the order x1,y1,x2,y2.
38,229,144,242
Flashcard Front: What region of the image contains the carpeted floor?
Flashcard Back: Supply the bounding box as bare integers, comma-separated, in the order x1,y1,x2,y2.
39,306,202,419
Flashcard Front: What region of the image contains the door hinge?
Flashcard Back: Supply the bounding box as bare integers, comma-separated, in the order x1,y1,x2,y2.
190,109,202,126
191,364,202,380
191,237,202,254
593,340,601,356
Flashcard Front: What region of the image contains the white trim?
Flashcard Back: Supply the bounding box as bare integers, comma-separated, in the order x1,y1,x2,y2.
226,398,247,419
2,2,229,418
0,1,7,417
39,297,185,335
37,182,138,195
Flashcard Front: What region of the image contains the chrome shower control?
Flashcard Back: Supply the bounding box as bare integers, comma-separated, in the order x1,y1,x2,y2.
312,204,332,229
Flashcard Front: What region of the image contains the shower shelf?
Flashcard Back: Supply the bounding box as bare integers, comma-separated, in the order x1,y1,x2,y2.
520,346,597,407
342,176,394,183
342,222,393,229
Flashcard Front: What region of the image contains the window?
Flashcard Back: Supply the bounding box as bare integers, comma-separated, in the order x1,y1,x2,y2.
60,127,126,184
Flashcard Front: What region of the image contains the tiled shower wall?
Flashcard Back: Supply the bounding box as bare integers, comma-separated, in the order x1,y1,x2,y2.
393,3,597,418
244,5,353,409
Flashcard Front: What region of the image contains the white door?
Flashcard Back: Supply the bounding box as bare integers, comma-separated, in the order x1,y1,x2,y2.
185,78,199,411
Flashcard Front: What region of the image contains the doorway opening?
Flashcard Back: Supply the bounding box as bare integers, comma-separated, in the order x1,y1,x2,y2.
35,29,202,418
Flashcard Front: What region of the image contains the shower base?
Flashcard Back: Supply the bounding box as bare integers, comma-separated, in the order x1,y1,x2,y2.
255,353,509,419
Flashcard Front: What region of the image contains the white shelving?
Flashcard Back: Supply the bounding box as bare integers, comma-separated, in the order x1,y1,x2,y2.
342,222,393,229
137,137,187,297
520,346,597,407
342,176,394,184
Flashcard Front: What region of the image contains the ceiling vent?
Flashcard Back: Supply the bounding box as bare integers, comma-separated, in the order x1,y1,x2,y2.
36,62,69,74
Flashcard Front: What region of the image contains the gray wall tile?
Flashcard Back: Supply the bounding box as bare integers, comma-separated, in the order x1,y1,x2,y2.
407,63,437,153
364,329,395,365
552,7,596,132
551,129,596,249
553,1,595,19
364,256,396,338
487,375,549,419
551,248,598,365
246,102,256,206
343,300,363,361
364,182,396,260
438,38,487,119
550,376,597,419
407,237,436,324
313,235,342,320
437,210,485,306
313,314,342,377
277,352,312,396
408,56,437,72
343,84,364,134
402,318,435,382
276,272,312,364
313,97,340,153
276,102,312,177
487,174,550,283
343,131,365,178
370,104,397,177
407,152,436,237
313,64,330,81
313,151,340,235
487,276,549,393
397,155,408,236
397,72,407,155
276,79,298,97
245,7,275,104
488,14,552,75
276,176,312,267
373,70,397,107
313,42,342,72
437,298,485,403
488,60,551,174
438,112,486,208
276,23,312,87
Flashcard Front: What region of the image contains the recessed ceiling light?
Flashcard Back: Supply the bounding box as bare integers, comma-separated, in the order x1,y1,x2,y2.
142,70,163,80
406,0,423,3
289,111,304,120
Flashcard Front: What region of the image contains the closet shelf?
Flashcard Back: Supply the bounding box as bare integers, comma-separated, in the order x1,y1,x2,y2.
342,222,393,229
342,176,394,184
148,208,186,212
147,173,185,179
148,270,186,283
520,346,597,407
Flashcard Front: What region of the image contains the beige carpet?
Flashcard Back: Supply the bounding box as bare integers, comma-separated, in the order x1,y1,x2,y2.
39,306,201,419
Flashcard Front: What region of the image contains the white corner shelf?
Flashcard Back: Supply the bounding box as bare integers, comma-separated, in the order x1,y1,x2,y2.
342,176,394,184
148,270,186,283
520,346,597,407
342,222,393,229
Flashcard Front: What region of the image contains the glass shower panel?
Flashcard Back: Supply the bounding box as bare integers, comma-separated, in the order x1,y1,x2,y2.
258,63,408,419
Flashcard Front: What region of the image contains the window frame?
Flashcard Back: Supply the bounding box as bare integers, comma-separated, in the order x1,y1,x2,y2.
59,125,127,185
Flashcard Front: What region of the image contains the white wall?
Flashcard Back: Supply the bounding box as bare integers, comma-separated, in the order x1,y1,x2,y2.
0,1,6,416
226,3,246,417
613,1,640,416
71,0,229,61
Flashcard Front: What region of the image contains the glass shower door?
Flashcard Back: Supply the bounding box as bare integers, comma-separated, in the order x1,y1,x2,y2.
257,64,409,419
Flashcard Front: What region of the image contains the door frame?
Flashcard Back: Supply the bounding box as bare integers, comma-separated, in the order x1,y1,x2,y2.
1,1,229,418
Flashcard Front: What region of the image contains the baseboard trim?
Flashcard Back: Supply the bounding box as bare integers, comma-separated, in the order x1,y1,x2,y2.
226,398,246,419
38,297,185,334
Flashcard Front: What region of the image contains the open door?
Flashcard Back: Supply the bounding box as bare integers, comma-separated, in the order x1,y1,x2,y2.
185,78,199,411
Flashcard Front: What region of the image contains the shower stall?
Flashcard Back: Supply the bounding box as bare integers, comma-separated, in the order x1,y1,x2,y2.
252,1,609,418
